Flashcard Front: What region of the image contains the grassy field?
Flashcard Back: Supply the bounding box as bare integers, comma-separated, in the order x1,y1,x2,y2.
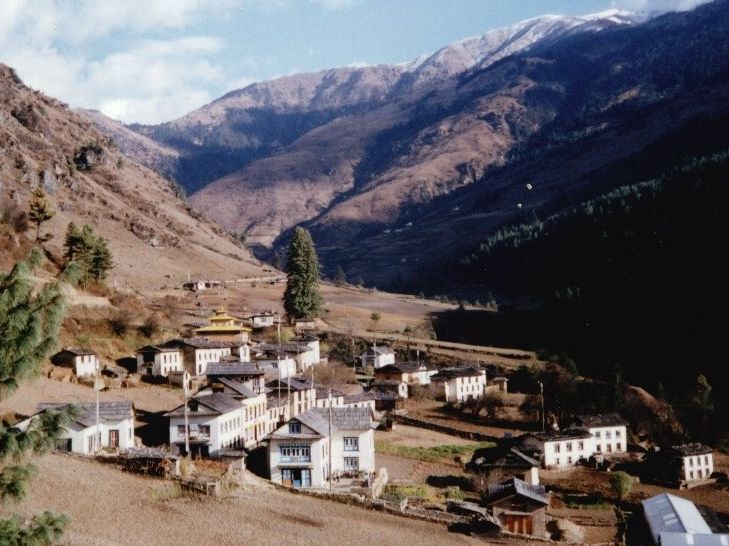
375,439,495,463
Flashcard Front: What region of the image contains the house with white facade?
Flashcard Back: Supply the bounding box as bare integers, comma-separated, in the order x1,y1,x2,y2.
135,345,184,377
569,413,628,456
267,407,375,489
161,338,235,377
374,362,434,387
647,443,716,486
431,366,487,403
255,342,317,373
253,348,297,379
266,378,316,417
520,429,594,469
205,362,266,393
358,345,395,369
16,401,134,455
51,348,99,377
249,311,276,328
293,333,321,365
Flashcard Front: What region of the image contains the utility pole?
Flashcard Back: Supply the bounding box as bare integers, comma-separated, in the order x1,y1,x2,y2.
94,357,101,453
183,377,190,456
328,387,333,493
538,381,545,432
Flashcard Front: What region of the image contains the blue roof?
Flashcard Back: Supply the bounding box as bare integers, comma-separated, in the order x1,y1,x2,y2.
660,533,729,546
642,494,712,543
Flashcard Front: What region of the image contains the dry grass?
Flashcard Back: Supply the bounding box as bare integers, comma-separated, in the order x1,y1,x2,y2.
2,454,489,546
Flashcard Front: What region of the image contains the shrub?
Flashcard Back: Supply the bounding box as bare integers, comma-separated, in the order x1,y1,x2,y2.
139,314,161,338
609,471,632,500
108,310,133,337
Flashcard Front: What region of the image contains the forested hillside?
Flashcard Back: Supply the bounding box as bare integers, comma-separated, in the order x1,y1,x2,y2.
432,151,729,444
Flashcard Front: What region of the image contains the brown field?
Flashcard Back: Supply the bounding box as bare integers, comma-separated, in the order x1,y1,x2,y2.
2,454,491,546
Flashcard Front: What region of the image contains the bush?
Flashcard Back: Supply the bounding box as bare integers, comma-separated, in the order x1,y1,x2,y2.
609,471,632,500
0,201,29,233
139,314,161,338
444,486,465,500
108,310,133,337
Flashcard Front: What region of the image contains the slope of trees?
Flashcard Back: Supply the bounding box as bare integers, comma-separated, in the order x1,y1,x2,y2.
434,150,729,444
0,249,77,544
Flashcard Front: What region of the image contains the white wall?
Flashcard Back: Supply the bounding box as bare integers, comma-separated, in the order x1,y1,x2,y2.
20,418,135,455
682,453,714,481
268,422,328,488
589,425,627,455
331,429,375,475
194,347,231,376
74,354,98,377
524,436,595,468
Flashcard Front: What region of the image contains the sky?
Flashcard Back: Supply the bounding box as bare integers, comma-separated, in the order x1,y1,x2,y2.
0,0,711,125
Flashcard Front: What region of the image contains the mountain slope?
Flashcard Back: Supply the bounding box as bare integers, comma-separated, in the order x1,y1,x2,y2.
185,11,639,248
0,64,263,291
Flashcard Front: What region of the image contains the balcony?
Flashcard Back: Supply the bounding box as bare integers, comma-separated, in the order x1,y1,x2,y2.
280,456,311,463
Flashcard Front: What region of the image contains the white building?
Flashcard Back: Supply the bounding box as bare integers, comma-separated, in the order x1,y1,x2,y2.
293,333,321,365
431,366,487,403
254,348,297,379
358,345,395,369
520,429,595,468
267,407,375,489
249,311,276,328
161,338,236,377
374,362,434,387
267,378,316,417
135,345,184,377
51,348,99,377
255,342,317,373
166,391,267,457
205,362,266,394
16,401,134,455
569,413,628,456
667,444,715,483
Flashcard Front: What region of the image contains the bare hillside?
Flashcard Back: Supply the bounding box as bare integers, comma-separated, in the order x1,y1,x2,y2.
0,64,265,291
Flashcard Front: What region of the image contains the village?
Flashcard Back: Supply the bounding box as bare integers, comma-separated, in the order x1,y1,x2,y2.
5,278,728,546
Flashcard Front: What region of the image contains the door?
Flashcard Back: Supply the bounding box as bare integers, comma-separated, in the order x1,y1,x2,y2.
503,515,532,535
301,469,311,487
108,429,119,448
282,469,293,487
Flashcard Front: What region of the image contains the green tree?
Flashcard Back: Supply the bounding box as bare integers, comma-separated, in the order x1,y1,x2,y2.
609,471,632,501
27,188,55,241
283,227,322,320
0,249,77,544
63,222,84,261
686,374,714,441
64,223,113,285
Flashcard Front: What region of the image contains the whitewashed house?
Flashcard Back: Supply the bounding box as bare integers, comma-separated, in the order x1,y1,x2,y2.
654,444,716,484
358,345,395,369
205,362,266,394
16,401,134,455
374,362,433,386
51,348,99,377
249,311,276,328
569,413,628,456
267,378,316,417
520,429,595,468
161,338,234,377
293,333,321,365
255,342,316,373
135,345,184,377
166,393,249,457
253,348,297,379
267,407,375,489
431,366,487,403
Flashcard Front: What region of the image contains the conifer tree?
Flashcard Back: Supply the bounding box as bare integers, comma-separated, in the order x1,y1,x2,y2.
283,227,322,320
88,236,113,282
27,188,55,241
333,265,347,287
0,249,77,544
63,222,83,261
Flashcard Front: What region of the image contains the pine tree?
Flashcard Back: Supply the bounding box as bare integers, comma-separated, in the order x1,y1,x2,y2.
88,236,113,282
27,187,55,241
63,222,83,261
283,227,322,320
0,249,78,544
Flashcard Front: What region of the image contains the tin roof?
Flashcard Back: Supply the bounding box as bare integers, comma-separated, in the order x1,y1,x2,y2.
642,493,712,543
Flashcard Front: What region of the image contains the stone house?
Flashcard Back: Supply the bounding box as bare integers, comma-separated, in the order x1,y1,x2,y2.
51,347,99,377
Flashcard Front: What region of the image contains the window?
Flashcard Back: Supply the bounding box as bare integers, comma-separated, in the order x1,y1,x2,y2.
689,471,694,479
344,457,359,470
617,443,623,452
605,431,612,439
607,444,612,453
689,457,694,467
343,437,359,451
554,443,561,453
177,425,186,435
199,425,210,436
566,442,572,452
280,445,311,462
289,422,301,434
596,444,601,452
704,455,709,465
555,457,560,466
615,430,622,438
578,441,584,451
595,431,602,438
568,456,573,464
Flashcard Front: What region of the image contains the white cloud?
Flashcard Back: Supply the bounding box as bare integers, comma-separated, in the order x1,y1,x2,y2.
610,0,710,12
0,1,255,124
